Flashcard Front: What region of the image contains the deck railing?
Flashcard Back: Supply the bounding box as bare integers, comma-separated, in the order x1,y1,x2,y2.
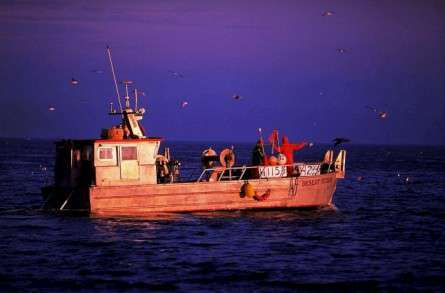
196,162,331,182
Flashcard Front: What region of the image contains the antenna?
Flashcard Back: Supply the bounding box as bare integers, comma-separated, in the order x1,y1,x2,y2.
106,46,123,114
123,80,133,109
134,89,138,112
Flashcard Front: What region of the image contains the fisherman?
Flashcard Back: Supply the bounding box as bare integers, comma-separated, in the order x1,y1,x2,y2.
250,139,267,179
251,139,266,166
274,136,306,174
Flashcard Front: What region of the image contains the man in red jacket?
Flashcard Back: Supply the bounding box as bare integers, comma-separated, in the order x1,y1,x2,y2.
274,136,307,174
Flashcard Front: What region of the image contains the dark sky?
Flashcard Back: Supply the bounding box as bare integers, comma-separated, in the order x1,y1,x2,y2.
0,0,444,144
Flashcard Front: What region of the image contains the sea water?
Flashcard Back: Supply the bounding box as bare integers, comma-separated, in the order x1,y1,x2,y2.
0,139,444,291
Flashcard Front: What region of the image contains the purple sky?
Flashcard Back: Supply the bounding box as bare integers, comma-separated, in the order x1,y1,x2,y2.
0,0,444,144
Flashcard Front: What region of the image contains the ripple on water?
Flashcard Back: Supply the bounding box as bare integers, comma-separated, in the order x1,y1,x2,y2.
0,141,444,291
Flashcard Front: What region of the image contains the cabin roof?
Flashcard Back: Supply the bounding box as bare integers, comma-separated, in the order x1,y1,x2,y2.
55,137,162,146
95,137,162,144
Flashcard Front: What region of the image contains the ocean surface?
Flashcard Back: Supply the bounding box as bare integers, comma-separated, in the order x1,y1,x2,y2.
0,139,444,291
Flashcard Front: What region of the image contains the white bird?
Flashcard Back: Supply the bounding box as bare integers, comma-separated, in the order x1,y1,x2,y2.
378,111,388,119
169,70,184,78
366,105,378,113
322,11,335,16
366,106,388,119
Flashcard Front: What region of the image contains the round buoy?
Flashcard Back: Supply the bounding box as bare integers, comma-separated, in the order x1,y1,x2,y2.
219,148,236,168
103,126,124,140
201,148,218,168
269,155,278,165
277,153,287,165
240,182,255,197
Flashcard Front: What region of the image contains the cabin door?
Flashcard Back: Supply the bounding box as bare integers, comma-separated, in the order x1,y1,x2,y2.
120,146,139,180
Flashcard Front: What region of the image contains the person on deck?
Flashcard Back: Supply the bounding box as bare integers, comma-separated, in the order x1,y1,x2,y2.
251,139,267,166
251,139,268,179
274,136,307,174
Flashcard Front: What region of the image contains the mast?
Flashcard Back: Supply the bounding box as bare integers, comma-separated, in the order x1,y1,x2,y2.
105,47,146,139
106,46,123,115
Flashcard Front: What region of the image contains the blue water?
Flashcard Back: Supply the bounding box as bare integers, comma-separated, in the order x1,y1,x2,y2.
0,139,444,291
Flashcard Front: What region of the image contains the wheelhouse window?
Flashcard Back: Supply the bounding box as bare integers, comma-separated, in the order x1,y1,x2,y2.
98,147,114,160
121,146,137,160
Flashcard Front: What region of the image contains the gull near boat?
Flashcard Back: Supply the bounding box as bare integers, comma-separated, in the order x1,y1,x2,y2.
41,48,347,217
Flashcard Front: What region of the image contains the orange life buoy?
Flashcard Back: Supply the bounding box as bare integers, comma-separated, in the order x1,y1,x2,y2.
219,148,235,168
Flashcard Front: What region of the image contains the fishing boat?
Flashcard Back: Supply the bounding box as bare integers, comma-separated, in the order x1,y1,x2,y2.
41,48,347,217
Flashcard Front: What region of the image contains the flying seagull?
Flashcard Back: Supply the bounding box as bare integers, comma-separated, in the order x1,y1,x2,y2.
366,106,388,119
48,106,56,111
322,11,335,16
366,105,378,113
180,100,189,108
168,70,184,78
332,137,350,147
71,78,79,85
233,94,243,100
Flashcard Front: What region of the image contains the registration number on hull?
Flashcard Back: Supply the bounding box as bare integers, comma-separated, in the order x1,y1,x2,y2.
259,165,287,178
296,164,321,176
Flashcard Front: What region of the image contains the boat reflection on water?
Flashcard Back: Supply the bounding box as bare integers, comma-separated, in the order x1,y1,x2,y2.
89,206,340,225
191,206,339,221
89,205,339,230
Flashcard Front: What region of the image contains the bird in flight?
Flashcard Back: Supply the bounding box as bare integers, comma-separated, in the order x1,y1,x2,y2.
366,105,378,113
332,137,350,147
337,48,347,54
48,106,56,111
180,101,189,108
169,70,184,78
71,78,79,85
322,11,335,16
366,106,388,119
233,94,243,100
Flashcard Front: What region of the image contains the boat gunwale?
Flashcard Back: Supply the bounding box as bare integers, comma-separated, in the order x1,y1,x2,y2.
90,171,337,190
